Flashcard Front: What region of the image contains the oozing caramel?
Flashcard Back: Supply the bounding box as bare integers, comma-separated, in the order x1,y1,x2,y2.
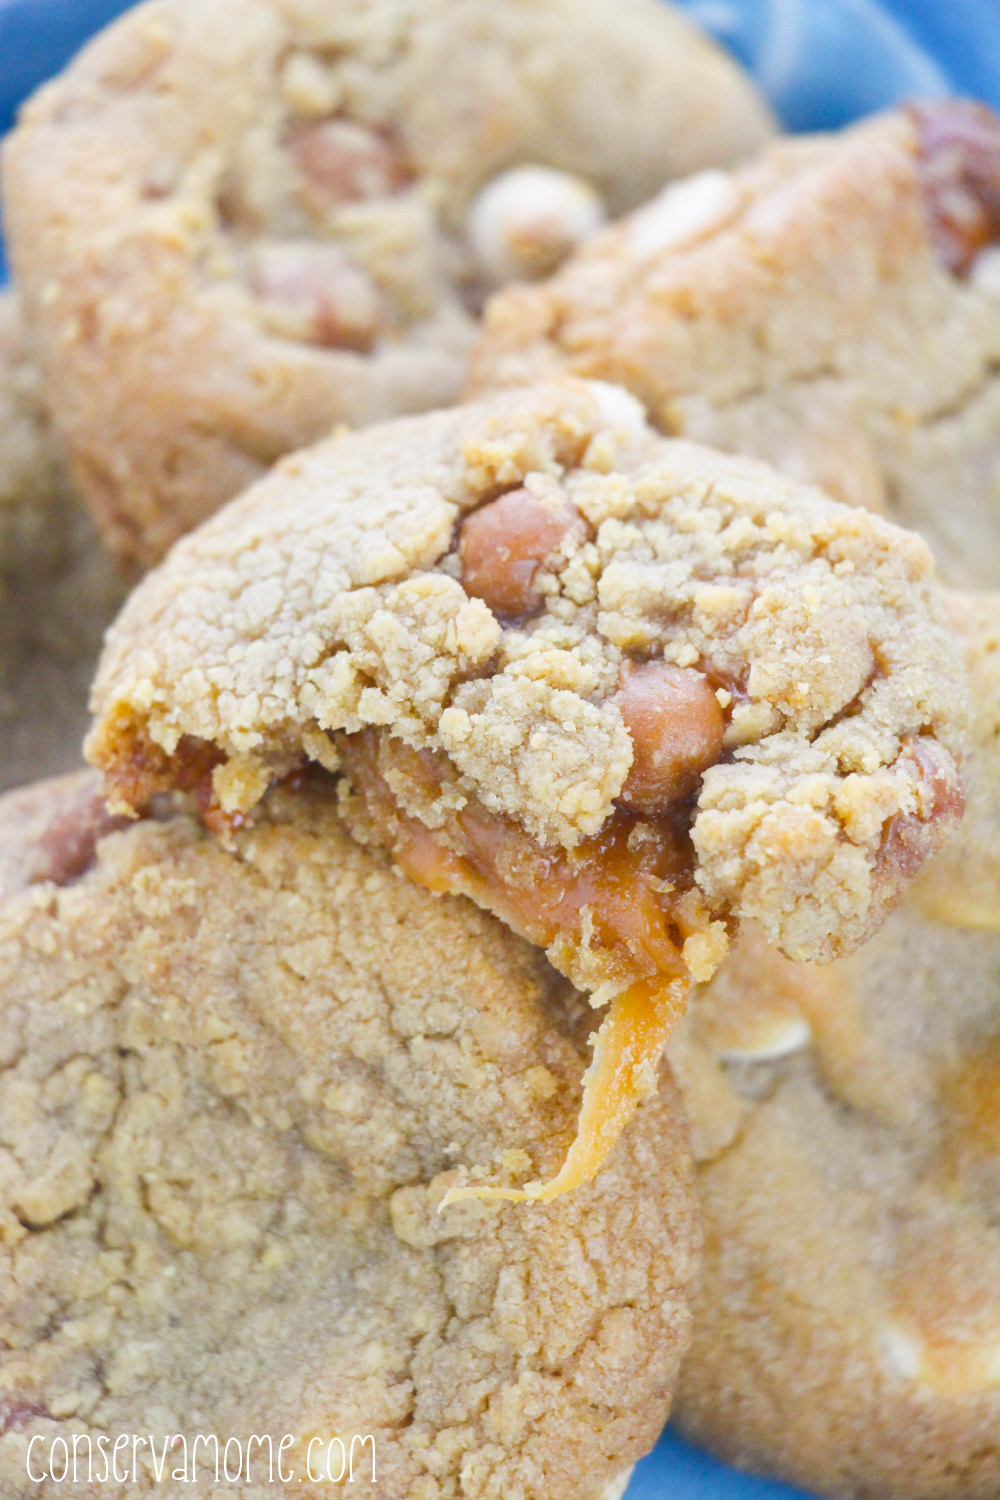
339,727,723,1205
442,973,687,1206
911,100,1000,276
458,487,586,620
340,729,714,997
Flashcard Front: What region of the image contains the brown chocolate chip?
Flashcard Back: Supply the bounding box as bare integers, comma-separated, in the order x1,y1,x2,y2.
458,488,584,619
290,119,412,211
614,660,725,812
910,99,1000,276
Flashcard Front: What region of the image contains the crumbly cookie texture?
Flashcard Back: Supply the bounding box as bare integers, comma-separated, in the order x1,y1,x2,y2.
88,380,965,980
0,770,697,1500
469,103,1000,589
667,592,1000,1500
0,292,128,791
1,0,772,570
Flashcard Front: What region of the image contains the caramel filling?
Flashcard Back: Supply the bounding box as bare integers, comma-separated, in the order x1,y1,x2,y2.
614,659,726,811
911,99,1000,276
340,730,716,992
31,784,133,889
249,242,384,352
339,728,726,1204
441,974,687,1206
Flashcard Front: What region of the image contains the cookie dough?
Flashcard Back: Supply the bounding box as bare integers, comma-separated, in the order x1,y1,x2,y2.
668,590,1000,1500
0,768,698,1499
2,0,773,571
85,380,964,1198
469,102,1000,589
0,292,127,791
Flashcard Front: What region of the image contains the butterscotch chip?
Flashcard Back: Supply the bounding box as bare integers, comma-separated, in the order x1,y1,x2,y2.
469,104,1000,589
0,292,127,792
0,770,697,1498
458,487,585,619
614,661,725,811
1,0,773,571
668,590,1000,1500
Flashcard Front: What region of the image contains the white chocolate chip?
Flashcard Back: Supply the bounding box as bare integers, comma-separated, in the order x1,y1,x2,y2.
972,244,1000,294
468,165,606,286
586,381,650,445
629,169,742,260
717,1014,811,1062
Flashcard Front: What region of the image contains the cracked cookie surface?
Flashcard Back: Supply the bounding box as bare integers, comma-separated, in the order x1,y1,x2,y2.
0,769,697,1499
668,590,1000,1500
1,0,772,570
469,103,1000,589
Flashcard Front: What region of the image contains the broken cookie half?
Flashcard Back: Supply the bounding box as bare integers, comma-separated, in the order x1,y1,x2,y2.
86,380,966,1201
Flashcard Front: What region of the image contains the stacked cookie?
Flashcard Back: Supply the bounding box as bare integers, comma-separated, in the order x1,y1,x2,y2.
0,1,998,1496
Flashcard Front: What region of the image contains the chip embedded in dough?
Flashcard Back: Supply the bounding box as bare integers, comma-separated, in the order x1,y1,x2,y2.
469,102,1000,589
1,0,773,569
0,769,698,1500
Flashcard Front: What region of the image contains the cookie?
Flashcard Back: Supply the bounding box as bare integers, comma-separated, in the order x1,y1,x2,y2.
0,292,127,791
667,590,1000,1500
0,290,62,541
914,589,1000,927
0,767,698,1499
469,102,1000,589
1,0,773,571
84,379,964,1199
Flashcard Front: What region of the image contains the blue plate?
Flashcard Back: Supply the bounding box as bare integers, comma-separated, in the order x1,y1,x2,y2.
1,1,998,1493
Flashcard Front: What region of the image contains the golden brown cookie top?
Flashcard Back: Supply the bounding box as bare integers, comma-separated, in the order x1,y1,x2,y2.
2,0,773,568
89,379,965,978
0,770,697,1498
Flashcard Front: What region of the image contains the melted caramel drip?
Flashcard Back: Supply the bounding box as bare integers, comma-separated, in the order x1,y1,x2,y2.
339,729,721,1202
341,730,698,995
440,974,687,1207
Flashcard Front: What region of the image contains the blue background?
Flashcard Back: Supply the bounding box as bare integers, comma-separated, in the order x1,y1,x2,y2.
1,0,997,1492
